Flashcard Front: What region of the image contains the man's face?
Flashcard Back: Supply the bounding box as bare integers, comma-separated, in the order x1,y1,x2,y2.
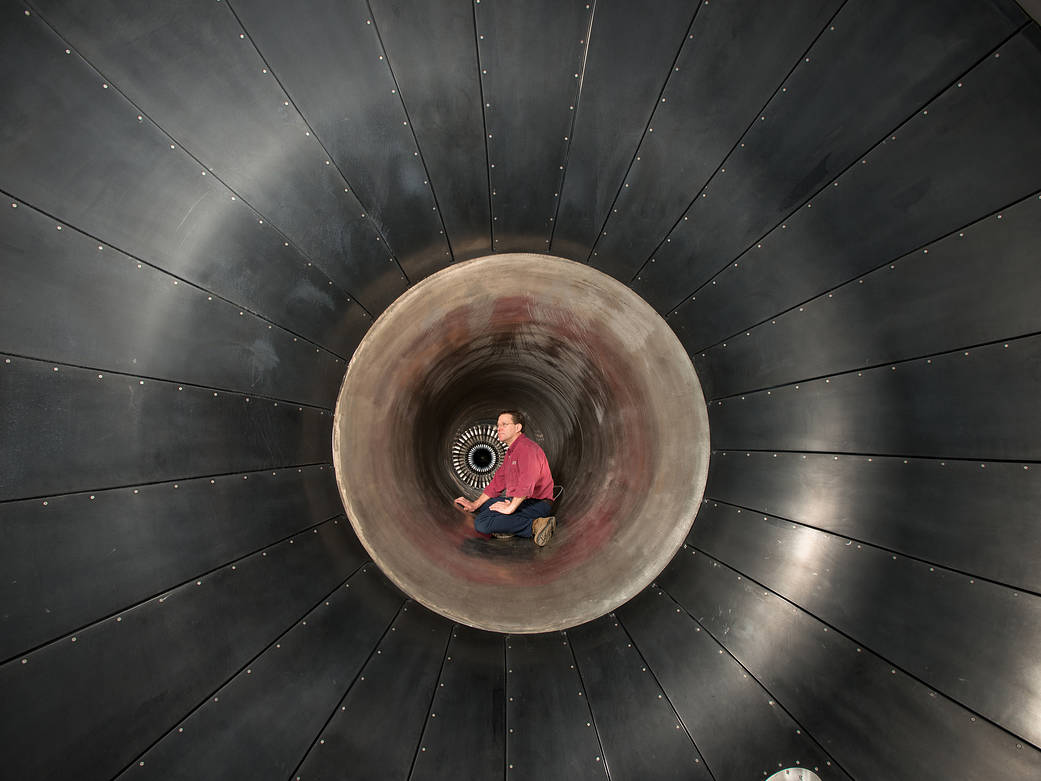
496,414,521,444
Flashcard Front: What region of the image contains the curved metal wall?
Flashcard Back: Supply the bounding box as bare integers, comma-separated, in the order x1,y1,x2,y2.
2,1,1040,779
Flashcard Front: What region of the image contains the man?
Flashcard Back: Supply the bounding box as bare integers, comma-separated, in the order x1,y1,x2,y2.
454,410,556,546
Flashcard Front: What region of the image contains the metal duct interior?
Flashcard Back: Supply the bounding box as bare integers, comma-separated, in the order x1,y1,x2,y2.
332,254,710,633
2,1,1041,779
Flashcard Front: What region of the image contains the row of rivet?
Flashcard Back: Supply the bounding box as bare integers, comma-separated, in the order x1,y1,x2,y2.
9,201,360,360
689,195,1040,368
689,542,1026,749
663,46,1006,320
22,4,379,306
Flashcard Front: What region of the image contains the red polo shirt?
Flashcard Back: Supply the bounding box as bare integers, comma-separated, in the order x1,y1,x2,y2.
484,433,554,501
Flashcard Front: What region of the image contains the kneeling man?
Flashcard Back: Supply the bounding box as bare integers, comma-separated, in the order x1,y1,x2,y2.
454,410,556,546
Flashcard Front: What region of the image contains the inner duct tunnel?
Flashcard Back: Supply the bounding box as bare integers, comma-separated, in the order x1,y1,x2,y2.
333,254,709,633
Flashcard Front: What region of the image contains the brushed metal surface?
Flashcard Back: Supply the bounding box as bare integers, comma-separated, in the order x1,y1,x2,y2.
506,632,608,781
230,0,453,282
709,334,1041,460
660,551,1041,780
619,586,851,780
409,626,506,781
706,451,1041,593
550,0,697,262
0,199,348,407
0,466,342,661
568,614,712,780
476,0,589,253
633,0,1025,313
333,254,710,633
33,0,409,313
670,26,1041,354
0,521,367,780
694,189,1041,399
3,0,1041,777
0,9,373,349
589,0,843,281
119,566,402,781
690,502,1041,747
369,0,493,261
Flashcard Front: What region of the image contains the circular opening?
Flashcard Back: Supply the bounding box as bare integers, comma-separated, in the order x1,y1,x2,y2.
765,770,822,781
333,254,710,632
450,422,505,491
468,443,495,471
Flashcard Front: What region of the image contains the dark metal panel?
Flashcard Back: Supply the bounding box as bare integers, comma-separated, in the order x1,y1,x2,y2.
0,199,347,407
294,602,451,781
618,586,851,781
505,632,607,781
669,26,1041,353
0,465,341,662
369,0,491,262
706,451,1041,593
694,191,1041,399
0,520,367,781
34,0,408,312
228,0,452,282
1019,0,1041,25
410,626,505,781
632,0,1026,312
550,0,696,262
0,356,331,501
476,0,590,253
588,0,841,281
708,335,1041,460
0,11,371,352
122,566,403,780
568,615,711,780
690,503,1041,748
658,551,1041,780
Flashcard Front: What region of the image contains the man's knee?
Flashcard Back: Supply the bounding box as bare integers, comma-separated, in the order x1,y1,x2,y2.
474,512,494,534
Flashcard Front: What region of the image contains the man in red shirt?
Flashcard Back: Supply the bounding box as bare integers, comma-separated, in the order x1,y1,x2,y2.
454,410,556,546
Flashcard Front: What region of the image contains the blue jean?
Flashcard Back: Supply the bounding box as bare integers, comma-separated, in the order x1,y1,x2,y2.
473,497,552,538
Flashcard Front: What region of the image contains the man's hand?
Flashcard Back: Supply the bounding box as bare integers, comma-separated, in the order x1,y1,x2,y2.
454,496,476,512
489,501,513,514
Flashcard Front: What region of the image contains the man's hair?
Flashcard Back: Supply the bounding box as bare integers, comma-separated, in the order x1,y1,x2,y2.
500,409,524,429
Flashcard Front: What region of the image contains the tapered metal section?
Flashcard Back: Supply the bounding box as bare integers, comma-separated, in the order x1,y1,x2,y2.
334,254,709,632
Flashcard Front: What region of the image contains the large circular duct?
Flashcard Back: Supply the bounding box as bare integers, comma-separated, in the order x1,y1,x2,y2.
333,254,709,632
3,1,1041,780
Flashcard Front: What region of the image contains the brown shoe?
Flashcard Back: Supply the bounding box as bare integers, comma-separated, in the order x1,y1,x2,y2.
532,516,556,546
491,532,513,539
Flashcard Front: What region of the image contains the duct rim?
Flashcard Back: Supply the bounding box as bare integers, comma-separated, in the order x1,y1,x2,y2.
332,253,710,633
